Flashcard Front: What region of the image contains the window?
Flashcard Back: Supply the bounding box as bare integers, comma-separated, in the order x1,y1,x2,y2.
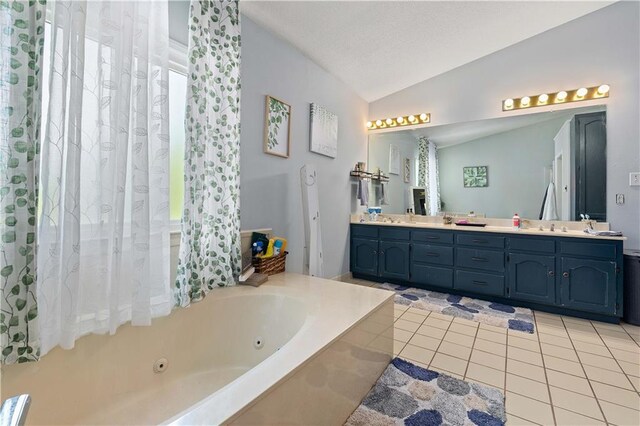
168,67,186,222
39,21,187,224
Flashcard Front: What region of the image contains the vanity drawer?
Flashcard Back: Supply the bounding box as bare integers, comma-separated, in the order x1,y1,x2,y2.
351,225,378,239
561,241,616,260
411,264,453,289
455,270,504,297
380,227,411,241
508,237,556,254
412,230,454,245
412,244,453,266
457,234,505,249
456,248,505,272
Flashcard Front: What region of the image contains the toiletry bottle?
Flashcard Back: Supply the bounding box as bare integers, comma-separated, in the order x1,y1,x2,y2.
264,239,275,258
273,239,283,256
513,213,521,230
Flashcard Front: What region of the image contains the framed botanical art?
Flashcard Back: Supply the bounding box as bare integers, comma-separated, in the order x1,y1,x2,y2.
264,95,291,158
309,103,338,158
463,166,488,188
404,158,411,183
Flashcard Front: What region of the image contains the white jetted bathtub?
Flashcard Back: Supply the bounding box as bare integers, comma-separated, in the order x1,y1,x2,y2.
1,273,394,425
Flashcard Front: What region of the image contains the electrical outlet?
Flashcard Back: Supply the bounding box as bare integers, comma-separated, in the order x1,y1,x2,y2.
631,172,640,186
616,194,625,205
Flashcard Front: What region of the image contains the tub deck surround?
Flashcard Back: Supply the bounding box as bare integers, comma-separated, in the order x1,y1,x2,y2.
350,219,625,323
1,273,394,425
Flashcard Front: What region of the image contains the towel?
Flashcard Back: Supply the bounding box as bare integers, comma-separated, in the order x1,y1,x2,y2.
380,183,388,205
357,179,368,206
584,229,623,237
541,182,558,221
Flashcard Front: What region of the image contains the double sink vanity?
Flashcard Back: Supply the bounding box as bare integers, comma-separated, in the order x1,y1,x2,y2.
350,217,625,322
356,103,625,322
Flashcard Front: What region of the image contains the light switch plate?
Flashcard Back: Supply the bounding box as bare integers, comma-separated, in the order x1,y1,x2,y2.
631,172,640,186
616,194,625,205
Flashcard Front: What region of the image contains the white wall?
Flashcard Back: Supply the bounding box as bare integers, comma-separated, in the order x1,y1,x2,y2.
370,2,640,248
368,132,418,213
240,16,369,278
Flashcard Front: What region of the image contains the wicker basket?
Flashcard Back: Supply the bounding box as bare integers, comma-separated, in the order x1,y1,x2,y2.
252,251,288,276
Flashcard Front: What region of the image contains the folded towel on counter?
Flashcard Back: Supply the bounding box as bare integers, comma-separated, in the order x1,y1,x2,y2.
357,179,369,206
584,229,623,237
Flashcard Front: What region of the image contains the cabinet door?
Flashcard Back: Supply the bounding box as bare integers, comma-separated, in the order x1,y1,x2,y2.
508,253,556,304
379,241,410,281
351,238,378,276
560,257,617,315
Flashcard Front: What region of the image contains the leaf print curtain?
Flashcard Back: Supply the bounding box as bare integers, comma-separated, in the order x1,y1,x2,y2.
0,0,46,364
36,0,172,355
418,136,440,215
175,0,241,307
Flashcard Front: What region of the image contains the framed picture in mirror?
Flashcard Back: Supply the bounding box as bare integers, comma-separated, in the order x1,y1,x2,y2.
463,166,488,188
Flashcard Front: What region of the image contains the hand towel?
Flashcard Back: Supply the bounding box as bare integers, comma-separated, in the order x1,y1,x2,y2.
357,179,369,206
380,183,388,205
541,182,559,221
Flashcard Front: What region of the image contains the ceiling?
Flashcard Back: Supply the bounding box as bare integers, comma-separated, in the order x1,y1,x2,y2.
384,105,606,148
240,1,614,102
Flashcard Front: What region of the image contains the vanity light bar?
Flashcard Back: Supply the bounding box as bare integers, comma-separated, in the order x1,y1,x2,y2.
366,113,431,130
502,84,610,111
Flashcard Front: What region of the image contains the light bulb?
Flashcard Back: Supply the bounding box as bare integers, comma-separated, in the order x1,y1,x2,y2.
408,115,416,123
576,87,588,98
597,84,610,95
419,113,428,121
538,93,549,103
556,91,568,101
504,98,514,108
521,96,531,107
397,116,404,124
366,121,373,128
375,120,382,127
386,118,393,125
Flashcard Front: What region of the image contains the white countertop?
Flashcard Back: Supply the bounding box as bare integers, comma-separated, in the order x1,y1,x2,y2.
351,219,626,241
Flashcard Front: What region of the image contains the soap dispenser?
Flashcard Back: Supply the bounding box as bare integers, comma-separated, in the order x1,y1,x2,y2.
512,213,521,230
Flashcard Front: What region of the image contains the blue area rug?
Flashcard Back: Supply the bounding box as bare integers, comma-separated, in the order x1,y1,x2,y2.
376,282,535,333
345,358,505,426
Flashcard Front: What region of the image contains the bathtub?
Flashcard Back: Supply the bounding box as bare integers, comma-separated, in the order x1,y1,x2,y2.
1,273,394,425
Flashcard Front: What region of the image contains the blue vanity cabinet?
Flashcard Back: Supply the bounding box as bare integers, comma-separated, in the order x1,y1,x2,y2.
350,223,624,322
508,253,556,304
379,241,411,281
507,237,557,304
560,257,618,315
351,237,379,276
350,225,380,276
558,240,621,315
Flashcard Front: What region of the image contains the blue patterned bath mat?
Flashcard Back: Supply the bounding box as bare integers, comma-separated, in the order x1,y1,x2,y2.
345,357,505,426
377,282,535,333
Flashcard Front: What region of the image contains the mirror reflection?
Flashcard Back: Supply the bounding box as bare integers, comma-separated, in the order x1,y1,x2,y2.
367,105,607,221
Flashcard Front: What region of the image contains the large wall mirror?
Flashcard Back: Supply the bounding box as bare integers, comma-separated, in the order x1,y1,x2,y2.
367,105,607,222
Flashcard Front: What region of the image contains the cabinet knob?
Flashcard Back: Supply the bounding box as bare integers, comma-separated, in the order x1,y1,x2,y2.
563,272,569,278
373,250,377,255
548,270,555,277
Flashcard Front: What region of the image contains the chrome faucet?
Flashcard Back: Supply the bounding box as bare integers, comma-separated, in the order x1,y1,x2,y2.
0,395,31,426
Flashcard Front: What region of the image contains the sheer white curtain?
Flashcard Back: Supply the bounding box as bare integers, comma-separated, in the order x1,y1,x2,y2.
37,0,171,355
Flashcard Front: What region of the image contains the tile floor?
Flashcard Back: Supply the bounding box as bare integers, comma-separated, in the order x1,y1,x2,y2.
344,277,640,425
